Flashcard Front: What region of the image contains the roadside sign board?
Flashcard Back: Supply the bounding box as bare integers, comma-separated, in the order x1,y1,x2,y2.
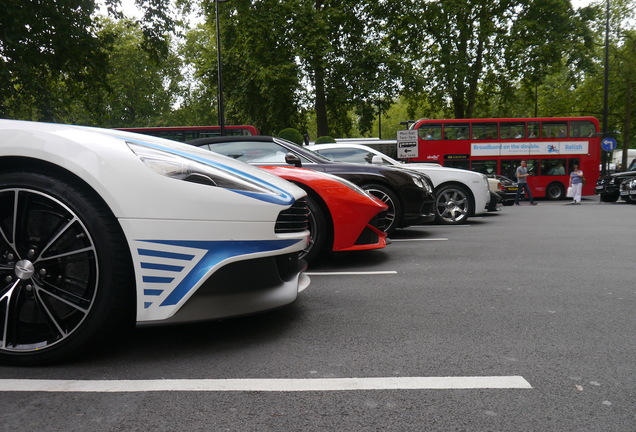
397,130,418,159
601,137,617,152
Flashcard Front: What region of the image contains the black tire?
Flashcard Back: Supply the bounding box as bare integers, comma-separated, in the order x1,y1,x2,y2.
600,192,619,203
362,183,402,235
434,184,472,225
0,171,134,365
546,182,566,200
300,194,328,263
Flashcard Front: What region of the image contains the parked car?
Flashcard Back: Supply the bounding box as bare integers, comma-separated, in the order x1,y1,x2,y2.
259,166,388,263
307,143,491,224
485,177,503,212
187,136,436,234
596,159,636,202
487,175,518,205
619,176,636,204
0,120,310,365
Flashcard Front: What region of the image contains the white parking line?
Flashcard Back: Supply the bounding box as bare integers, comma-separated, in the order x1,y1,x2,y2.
304,271,397,276
0,376,532,392
390,238,448,242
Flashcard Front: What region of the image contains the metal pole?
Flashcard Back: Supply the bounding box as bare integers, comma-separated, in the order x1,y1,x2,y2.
602,0,610,175
215,0,226,136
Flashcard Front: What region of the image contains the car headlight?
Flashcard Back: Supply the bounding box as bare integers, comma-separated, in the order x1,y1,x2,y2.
409,172,433,194
629,178,636,188
127,141,292,202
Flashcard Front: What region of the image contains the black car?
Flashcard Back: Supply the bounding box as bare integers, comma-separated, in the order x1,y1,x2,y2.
487,174,518,205
187,136,436,234
596,160,636,202
619,176,636,204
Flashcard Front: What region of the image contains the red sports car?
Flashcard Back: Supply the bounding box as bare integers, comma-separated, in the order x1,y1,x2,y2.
260,166,388,263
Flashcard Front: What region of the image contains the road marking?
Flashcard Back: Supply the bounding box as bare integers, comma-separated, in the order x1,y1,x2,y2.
417,225,472,228
304,271,397,276
390,238,448,242
0,376,532,392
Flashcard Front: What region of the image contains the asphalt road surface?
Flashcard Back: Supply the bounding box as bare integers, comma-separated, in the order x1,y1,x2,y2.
1,196,634,432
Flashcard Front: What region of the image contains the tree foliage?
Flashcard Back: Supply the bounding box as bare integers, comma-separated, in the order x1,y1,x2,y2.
0,0,106,120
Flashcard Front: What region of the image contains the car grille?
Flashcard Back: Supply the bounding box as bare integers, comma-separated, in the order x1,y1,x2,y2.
275,198,309,233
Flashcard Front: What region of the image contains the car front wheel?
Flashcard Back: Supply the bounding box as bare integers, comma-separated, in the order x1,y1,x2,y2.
363,184,401,235
600,192,619,202
435,184,472,225
0,171,134,365
299,194,328,263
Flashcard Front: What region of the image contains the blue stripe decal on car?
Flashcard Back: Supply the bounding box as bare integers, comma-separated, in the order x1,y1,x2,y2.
144,289,164,296
141,262,185,272
138,248,195,261
143,276,175,283
136,239,301,307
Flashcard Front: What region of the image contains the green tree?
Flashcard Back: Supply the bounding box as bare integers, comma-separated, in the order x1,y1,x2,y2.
87,18,183,127
384,0,595,119
0,0,106,120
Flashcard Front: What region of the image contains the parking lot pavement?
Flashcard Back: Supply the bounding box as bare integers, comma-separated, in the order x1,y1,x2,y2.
0,195,634,432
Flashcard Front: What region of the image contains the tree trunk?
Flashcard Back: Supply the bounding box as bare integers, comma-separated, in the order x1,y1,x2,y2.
314,63,329,137
622,77,632,171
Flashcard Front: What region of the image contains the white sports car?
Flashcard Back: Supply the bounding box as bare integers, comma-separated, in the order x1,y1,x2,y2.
308,143,491,224
0,120,310,365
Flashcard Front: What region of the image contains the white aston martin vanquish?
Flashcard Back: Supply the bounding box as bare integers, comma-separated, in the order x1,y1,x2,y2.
0,120,310,365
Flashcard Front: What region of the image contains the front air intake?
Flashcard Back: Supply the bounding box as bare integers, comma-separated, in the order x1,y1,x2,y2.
275,198,308,233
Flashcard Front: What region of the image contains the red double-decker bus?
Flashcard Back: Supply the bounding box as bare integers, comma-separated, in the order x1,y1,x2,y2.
408,117,601,200
116,125,259,142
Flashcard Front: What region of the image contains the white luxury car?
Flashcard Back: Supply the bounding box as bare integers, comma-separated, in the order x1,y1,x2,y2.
308,143,491,224
0,119,310,365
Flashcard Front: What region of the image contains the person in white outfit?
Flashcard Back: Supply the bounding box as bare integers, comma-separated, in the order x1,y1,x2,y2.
569,164,584,204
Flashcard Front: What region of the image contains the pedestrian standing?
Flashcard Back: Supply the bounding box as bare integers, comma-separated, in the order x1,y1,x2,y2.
569,164,584,204
514,160,537,205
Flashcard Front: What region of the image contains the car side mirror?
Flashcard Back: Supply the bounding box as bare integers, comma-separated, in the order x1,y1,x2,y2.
371,155,383,165
285,152,302,167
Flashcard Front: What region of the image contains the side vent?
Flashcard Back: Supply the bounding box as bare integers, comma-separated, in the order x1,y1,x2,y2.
275,198,308,233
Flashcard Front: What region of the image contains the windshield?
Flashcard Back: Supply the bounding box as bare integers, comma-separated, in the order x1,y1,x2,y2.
272,138,334,163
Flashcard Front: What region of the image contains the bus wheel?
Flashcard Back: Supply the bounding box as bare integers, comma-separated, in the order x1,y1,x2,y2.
546,182,565,200
600,193,619,202
435,184,472,225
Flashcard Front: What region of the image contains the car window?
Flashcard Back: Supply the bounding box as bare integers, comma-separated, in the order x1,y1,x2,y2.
203,140,313,164
315,147,390,165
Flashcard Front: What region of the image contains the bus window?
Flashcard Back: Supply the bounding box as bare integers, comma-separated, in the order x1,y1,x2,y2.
570,120,596,138
500,122,526,139
541,159,567,176
471,160,498,175
444,123,469,140
542,122,567,138
418,124,442,140
528,122,539,138
471,123,498,140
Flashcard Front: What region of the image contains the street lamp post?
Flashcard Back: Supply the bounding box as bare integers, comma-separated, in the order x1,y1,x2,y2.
215,0,230,136
602,0,610,175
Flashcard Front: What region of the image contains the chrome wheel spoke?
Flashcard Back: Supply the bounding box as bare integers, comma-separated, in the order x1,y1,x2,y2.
0,188,98,354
